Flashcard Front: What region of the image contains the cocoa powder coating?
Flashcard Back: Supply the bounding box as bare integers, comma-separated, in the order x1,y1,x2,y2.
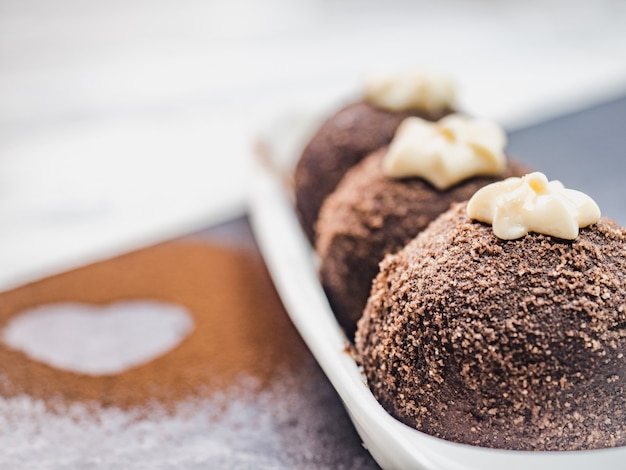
0,241,304,412
356,202,626,450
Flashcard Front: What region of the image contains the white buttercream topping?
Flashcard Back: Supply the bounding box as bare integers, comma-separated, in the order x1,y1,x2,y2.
364,70,456,113
382,114,507,189
467,172,601,240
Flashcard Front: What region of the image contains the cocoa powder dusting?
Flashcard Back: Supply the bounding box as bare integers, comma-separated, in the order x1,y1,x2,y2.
0,240,304,412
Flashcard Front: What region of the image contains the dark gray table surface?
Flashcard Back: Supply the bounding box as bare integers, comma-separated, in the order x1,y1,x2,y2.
196,93,626,469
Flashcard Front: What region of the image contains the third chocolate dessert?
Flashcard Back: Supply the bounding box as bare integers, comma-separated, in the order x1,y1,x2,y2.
294,70,456,242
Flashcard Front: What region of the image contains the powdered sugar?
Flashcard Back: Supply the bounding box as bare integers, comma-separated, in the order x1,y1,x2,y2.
0,371,377,469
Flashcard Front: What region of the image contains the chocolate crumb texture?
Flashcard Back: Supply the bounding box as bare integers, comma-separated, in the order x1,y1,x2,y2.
355,202,626,451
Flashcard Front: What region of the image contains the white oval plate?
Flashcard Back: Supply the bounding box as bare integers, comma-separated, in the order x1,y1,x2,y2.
247,108,626,470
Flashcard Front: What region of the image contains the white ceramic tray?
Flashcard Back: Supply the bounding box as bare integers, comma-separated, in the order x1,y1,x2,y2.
247,110,626,470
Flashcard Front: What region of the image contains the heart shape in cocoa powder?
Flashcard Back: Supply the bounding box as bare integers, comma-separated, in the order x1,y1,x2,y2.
0,242,303,411
1,300,194,376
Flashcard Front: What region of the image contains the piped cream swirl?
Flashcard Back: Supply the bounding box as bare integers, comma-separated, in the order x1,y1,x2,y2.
467,172,601,240
383,114,507,189
364,70,456,113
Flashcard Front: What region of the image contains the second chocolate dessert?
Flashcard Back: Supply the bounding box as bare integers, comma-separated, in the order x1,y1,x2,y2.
316,114,528,338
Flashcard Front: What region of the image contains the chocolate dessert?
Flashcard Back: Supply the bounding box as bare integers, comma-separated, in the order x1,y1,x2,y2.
316,115,528,338
294,71,455,242
355,177,626,451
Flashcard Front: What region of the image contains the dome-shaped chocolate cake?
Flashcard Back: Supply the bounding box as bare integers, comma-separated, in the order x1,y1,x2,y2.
356,195,626,451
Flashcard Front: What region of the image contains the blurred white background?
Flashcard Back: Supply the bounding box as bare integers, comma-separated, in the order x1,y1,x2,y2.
2,0,626,290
